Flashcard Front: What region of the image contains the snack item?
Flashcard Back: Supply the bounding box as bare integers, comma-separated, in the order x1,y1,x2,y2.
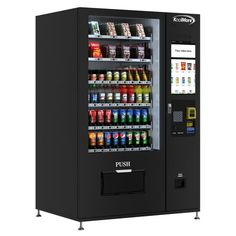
181,62,186,70
102,45,116,58
137,45,145,59
122,45,130,59
117,23,131,37
90,74,97,81
89,42,103,58
89,21,100,35
130,24,146,37
101,22,117,36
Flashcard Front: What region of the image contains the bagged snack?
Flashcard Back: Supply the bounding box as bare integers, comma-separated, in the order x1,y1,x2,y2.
101,45,116,58
116,23,131,37
100,22,117,36
130,45,145,59
88,42,103,58
130,24,146,37
122,45,130,59
89,21,100,35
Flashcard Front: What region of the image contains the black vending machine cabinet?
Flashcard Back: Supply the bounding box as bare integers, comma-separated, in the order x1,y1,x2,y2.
36,8,200,226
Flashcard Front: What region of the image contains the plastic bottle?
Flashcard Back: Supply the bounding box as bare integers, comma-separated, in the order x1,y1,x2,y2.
113,86,121,103
128,70,133,81
135,86,143,103
135,69,141,81
142,69,148,81
142,86,150,103
127,85,135,103
120,85,128,103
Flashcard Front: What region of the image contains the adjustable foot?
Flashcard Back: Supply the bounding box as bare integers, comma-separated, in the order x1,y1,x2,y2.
78,221,84,230
36,209,41,217
194,211,200,220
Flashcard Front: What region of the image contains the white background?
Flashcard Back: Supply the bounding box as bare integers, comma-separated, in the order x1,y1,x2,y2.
0,0,235,235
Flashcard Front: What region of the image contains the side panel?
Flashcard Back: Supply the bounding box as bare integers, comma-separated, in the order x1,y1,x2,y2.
36,9,78,220
77,8,166,220
165,13,200,211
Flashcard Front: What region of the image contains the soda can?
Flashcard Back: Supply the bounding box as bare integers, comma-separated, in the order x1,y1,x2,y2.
97,109,104,125
104,132,111,147
105,109,112,124
141,109,148,124
119,109,126,124
88,132,96,148
97,132,104,147
99,91,106,103
119,131,126,146
127,109,133,124
112,131,119,147
134,131,140,146
88,110,97,125
112,109,119,124
127,131,133,146
91,92,98,103
140,131,148,146
134,109,141,124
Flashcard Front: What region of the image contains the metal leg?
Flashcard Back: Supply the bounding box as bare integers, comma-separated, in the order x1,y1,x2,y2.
194,211,200,220
36,209,41,217
78,221,84,230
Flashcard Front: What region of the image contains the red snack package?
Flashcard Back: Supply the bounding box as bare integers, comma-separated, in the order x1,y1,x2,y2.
88,42,103,58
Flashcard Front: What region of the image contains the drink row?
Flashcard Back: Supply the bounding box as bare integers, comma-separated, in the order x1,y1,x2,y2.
88,130,149,148
88,108,149,125
89,69,149,81
88,85,150,103
172,62,196,71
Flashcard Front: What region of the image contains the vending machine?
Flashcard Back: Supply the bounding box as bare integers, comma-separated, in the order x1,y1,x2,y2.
36,8,200,229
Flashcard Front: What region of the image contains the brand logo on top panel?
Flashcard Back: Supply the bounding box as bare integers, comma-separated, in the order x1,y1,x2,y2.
172,15,195,25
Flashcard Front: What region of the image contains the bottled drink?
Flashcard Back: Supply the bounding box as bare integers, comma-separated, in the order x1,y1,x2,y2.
126,109,133,124
142,69,148,81
106,86,113,103
104,132,111,147
142,86,150,103
119,131,126,147
113,71,120,81
127,85,135,103
112,109,119,124
128,70,133,81
97,132,104,147
105,109,112,125
88,110,97,125
121,71,127,81
88,132,96,148
140,131,148,146
134,109,141,124
134,131,140,146
127,131,133,146
97,109,104,125
90,85,98,103
112,131,119,147
98,86,106,103
135,86,143,103
119,109,126,125
141,109,148,124
113,86,121,103
106,71,112,81
120,85,128,103
134,69,140,81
